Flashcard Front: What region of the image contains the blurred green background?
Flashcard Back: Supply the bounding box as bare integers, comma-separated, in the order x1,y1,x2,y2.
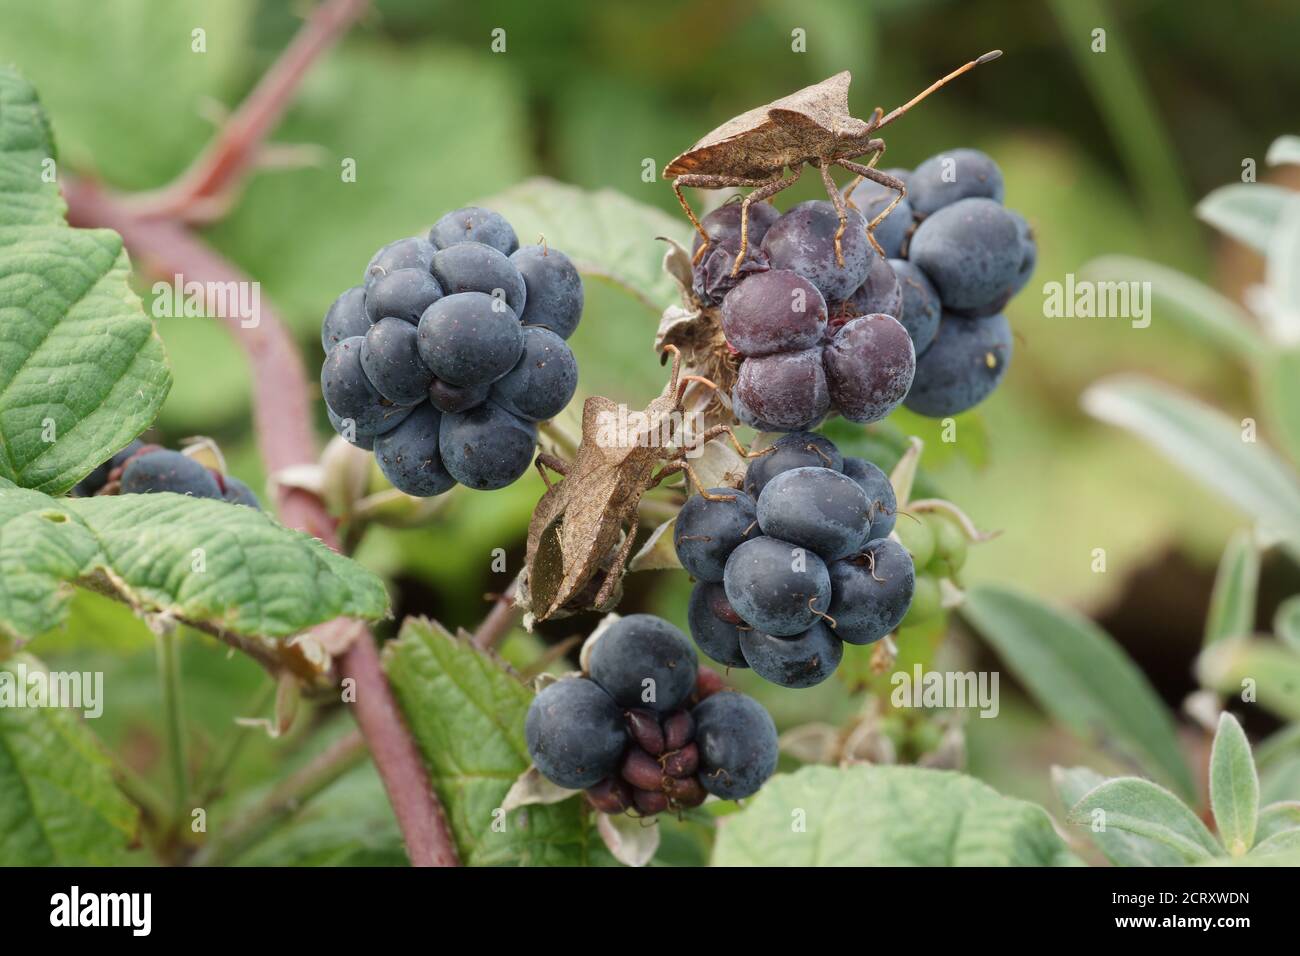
7,0,1300,842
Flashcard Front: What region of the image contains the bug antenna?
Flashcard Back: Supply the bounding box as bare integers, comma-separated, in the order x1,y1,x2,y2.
874,50,1003,129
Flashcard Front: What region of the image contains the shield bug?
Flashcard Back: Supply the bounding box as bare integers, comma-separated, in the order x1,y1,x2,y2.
524,346,768,621
664,51,1002,275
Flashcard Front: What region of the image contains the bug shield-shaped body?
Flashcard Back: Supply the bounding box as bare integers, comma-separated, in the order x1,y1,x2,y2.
664,71,872,179
525,388,682,622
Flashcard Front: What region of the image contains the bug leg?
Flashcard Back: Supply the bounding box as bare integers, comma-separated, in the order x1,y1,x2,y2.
534,452,570,490
730,165,803,276
661,343,684,396
647,460,685,490
671,178,712,264
595,523,641,609
817,161,854,267
673,173,775,266
841,139,884,206
836,155,904,258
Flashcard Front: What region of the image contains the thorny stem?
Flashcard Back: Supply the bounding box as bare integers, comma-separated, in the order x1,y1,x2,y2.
191,729,368,866
473,578,521,651
61,0,460,868
125,0,371,222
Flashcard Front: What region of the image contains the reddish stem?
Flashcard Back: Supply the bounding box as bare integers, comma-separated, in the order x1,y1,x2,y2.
126,0,371,222
58,0,461,867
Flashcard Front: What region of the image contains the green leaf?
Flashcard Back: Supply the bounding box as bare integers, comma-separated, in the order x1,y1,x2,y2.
1067,777,1220,863
1266,196,1300,344
0,0,255,191
1249,828,1300,857
0,653,138,864
231,764,408,867
383,617,607,866
1261,755,1300,804
1267,135,1300,167
1051,766,1188,866
483,177,690,314
962,584,1194,797
0,479,388,648
0,66,170,493
1081,256,1264,362
712,764,1074,866
1208,713,1259,854
1197,638,1300,723
1204,531,1260,648
1196,183,1294,254
1262,348,1300,477
1255,801,1300,843
1082,376,1300,544
0,67,63,226
1273,595,1300,653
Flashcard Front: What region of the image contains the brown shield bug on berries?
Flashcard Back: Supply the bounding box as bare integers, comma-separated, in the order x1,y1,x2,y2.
663,51,1002,274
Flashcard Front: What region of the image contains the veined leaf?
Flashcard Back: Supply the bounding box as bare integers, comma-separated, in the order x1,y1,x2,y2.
1208,713,1259,855
0,480,388,655
1204,531,1260,648
0,653,138,864
1051,766,1187,866
0,66,170,493
1196,183,1293,255
482,177,690,314
1080,255,1264,362
963,584,1194,797
1068,777,1220,862
1082,376,1300,543
712,764,1074,866
383,617,608,866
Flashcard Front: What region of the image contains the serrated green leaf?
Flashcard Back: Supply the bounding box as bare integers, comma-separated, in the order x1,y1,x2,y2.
712,764,1074,866
1196,183,1293,255
1082,377,1300,544
1081,256,1264,362
0,66,170,493
383,617,608,866
962,584,1194,797
1197,637,1300,723
1068,777,1220,863
482,177,690,314
1204,531,1260,648
1051,766,1187,866
1274,596,1300,653
0,653,138,864
1255,801,1300,843
0,479,388,647
1208,713,1259,854
0,67,63,225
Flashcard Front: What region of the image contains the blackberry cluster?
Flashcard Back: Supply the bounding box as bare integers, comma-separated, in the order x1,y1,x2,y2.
690,147,1034,429
320,206,583,495
849,148,1036,417
675,431,913,688
72,439,260,508
525,614,779,815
